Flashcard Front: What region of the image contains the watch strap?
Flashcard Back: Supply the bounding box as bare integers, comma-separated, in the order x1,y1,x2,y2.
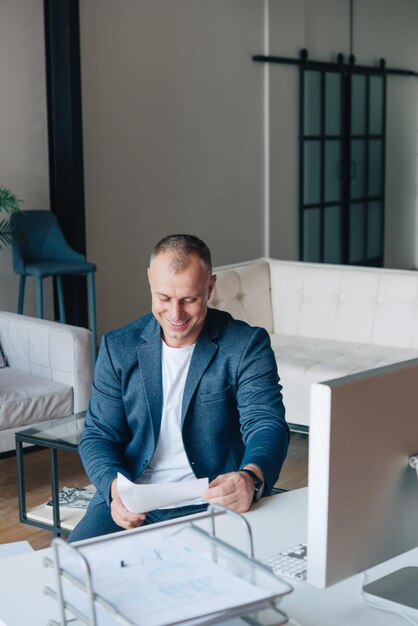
239,468,264,502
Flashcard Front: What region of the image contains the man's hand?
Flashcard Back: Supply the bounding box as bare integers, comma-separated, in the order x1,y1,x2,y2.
110,479,147,530
202,471,256,513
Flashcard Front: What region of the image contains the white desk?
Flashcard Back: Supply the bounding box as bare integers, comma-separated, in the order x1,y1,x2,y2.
0,488,417,626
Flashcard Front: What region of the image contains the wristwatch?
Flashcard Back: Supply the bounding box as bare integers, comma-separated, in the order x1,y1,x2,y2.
239,468,265,502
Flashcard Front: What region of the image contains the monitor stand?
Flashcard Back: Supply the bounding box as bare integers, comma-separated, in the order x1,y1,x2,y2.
363,566,418,611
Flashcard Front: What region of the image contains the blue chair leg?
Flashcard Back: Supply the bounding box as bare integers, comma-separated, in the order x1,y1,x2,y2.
17,275,26,314
56,276,66,323
36,277,44,319
87,271,97,365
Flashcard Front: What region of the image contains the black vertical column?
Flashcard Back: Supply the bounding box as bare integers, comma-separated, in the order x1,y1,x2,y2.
44,0,87,327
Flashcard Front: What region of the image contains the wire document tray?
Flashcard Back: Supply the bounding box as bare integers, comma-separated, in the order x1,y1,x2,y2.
44,504,293,626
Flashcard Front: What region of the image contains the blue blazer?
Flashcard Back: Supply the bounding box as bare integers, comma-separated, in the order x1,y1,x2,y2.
79,308,289,507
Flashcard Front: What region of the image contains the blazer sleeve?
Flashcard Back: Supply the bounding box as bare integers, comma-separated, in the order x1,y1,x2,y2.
78,335,133,505
236,326,290,494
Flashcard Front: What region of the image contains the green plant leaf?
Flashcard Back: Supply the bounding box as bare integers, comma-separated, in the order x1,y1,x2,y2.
0,186,23,215
0,233,14,250
0,187,23,250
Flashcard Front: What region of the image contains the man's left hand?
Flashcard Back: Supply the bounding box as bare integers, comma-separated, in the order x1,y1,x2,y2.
202,471,255,513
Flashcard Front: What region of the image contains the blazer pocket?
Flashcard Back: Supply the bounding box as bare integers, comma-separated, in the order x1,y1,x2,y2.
200,385,232,404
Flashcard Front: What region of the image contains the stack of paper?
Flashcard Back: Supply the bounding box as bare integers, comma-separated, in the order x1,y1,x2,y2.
60,533,279,626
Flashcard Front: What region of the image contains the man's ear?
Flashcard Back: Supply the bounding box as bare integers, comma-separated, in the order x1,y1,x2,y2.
208,274,217,299
147,267,151,285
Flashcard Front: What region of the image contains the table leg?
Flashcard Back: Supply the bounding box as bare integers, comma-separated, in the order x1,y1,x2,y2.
16,440,27,523
50,448,62,537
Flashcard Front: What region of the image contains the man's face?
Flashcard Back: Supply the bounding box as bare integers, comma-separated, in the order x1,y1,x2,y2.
148,252,216,348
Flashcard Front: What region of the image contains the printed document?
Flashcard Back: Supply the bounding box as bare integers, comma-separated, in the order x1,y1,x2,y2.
63,533,275,626
117,473,209,512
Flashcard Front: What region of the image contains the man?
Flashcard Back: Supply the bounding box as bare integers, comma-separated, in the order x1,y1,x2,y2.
69,234,289,542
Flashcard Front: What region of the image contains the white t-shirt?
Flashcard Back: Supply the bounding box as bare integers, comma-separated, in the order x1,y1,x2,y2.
137,340,204,507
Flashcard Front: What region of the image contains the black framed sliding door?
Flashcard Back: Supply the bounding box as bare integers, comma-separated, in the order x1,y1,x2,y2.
347,72,385,266
300,67,345,264
300,62,386,267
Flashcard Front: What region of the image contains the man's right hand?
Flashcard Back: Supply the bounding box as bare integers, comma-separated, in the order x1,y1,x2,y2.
110,478,147,530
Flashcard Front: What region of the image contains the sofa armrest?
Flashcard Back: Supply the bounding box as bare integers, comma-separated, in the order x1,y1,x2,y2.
0,312,92,413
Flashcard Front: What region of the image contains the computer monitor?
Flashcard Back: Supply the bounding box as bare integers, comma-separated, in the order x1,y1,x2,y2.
307,358,418,607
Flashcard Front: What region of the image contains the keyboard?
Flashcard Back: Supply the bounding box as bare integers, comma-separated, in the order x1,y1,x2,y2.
263,543,307,580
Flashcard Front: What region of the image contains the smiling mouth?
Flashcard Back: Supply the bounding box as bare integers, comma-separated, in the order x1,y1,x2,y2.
166,319,190,328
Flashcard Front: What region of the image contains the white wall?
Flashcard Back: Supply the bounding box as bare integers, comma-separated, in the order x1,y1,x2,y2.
80,0,265,337
0,0,52,318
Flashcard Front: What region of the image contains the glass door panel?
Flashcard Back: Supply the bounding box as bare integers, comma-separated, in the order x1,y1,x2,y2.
325,73,342,135
367,201,383,258
304,141,321,204
349,203,366,263
351,75,366,135
303,209,321,262
350,140,366,199
304,71,321,135
324,205,342,263
324,141,342,203
368,139,383,197
369,76,384,135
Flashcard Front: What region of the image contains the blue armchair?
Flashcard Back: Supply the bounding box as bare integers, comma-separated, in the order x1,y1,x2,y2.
10,210,97,364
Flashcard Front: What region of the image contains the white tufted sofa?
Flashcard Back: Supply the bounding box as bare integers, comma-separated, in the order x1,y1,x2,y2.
0,312,92,453
209,258,418,430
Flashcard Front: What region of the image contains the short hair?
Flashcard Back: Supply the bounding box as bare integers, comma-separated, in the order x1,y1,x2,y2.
150,234,212,274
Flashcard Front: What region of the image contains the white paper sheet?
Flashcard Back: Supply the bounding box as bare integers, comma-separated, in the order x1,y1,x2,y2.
0,541,33,560
117,473,209,513
63,534,273,626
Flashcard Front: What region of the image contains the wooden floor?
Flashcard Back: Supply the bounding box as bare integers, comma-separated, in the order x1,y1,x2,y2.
0,448,89,550
275,433,309,492
0,433,308,551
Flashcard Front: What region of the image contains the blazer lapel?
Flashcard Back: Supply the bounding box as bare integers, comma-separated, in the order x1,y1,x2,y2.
136,310,222,430
136,318,163,443
181,310,220,424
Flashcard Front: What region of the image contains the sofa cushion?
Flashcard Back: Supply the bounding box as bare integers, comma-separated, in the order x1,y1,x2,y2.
0,367,73,429
271,333,418,427
269,260,418,348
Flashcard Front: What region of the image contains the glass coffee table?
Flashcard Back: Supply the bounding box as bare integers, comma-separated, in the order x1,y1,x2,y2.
15,413,88,537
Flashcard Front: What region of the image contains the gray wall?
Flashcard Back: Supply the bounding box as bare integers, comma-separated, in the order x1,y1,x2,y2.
80,0,265,337
355,0,418,269
269,0,418,268
80,0,418,338
1,1,416,338
0,0,52,318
